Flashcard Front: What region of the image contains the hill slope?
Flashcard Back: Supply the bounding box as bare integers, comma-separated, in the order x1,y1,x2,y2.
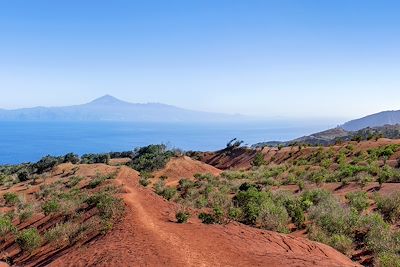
342,110,400,131
0,95,245,123
51,166,358,267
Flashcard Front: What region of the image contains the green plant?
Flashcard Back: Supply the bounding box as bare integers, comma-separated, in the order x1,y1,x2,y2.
19,205,34,222
3,192,20,206
176,211,190,223
16,228,42,252
346,191,369,213
198,212,216,224
42,199,61,215
44,222,79,246
66,176,83,188
376,192,400,222
252,152,266,167
131,144,174,172
329,234,353,255
86,192,125,220
376,252,400,267
0,216,16,235
139,177,150,187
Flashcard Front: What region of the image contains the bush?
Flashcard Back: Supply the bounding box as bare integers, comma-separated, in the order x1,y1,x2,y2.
139,177,150,187
45,222,79,246
252,152,266,167
257,199,289,233
161,187,177,201
0,216,16,235
3,192,20,206
199,212,216,224
86,192,125,220
233,187,269,225
16,228,42,252
176,211,190,223
63,153,80,164
154,180,176,200
81,153,110,164
131,144,174,172
376,252,400,267
300,189,332,210
19,205,34,222
376,192,400,222
42,199,61,215
34,155,61,174
17,170,30,182
282,198,305,228
309,197,357,236
329,234,353,255
66,176,83,188
346,191,369,213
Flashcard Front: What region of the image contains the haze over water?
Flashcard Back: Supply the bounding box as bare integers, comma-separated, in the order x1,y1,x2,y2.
0,121,332,164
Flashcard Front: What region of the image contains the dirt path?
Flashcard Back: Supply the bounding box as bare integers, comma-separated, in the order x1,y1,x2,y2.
51,166,359,267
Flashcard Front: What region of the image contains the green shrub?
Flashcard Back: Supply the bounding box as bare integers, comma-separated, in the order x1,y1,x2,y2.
376,252,400,267
86,192,125,220
63,153,80,164
234,187,269,225
66,176,83,188
3,192,20,206
376,192,400,222
346,191,369,213
257,199,289,233
283,198,305,228
0,216,16,235
17,170,30,182
252,152,266,167
88,176,106,189
34,155,61,174
19,205,34,222
45,222,79,245
199,212,216,224
131,144,174,172
81,153,110,164
42,199,61,215
16,228,42,252
228,207,243,221
300,189,332,210
154,180,176,200
329,234,353,255
139,177,150,187
309,197,357,236
176,211,190,223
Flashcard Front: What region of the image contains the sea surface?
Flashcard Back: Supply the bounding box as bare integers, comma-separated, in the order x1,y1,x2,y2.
0,121,334,164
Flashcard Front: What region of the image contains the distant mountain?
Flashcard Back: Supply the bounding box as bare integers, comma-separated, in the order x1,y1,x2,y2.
342,110,400,131
253,124,400,148
0,95,246,122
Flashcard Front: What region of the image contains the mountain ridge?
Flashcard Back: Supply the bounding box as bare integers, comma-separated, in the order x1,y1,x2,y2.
0,95,246,122
342,110,400,131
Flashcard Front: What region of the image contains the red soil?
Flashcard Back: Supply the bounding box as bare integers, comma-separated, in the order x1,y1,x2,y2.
153,156,222,186
199,139,400,171
51,166,359,267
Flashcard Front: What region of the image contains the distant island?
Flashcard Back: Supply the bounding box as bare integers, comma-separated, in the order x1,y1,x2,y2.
0,95,247,123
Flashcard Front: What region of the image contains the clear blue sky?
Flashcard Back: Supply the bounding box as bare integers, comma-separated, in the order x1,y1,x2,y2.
0,0,399,120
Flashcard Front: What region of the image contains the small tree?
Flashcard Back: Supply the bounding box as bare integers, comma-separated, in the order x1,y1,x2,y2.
252,152,266,167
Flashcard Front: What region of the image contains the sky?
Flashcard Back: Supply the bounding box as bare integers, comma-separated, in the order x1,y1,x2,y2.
0,0,399,121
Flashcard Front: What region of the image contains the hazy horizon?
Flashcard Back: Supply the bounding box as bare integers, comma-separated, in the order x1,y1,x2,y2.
1,0,400,120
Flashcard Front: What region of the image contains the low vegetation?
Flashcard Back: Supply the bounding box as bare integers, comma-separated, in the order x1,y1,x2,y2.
0,163,125,264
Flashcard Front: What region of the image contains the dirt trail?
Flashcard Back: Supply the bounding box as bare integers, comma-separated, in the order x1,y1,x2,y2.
51,166,359,267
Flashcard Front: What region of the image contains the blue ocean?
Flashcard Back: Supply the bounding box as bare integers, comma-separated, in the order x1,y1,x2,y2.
0,121,333,164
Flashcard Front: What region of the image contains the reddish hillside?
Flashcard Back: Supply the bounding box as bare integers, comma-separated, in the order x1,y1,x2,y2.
153,156,222,186
51,166,358,267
